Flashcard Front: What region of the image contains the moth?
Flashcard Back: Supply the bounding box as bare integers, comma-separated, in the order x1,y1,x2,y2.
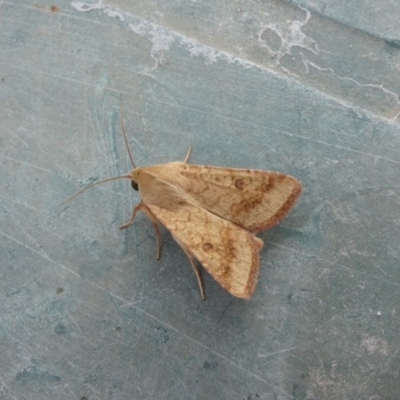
65,105,301,299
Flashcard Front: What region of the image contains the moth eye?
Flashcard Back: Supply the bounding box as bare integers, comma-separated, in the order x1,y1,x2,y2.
131,181,139,191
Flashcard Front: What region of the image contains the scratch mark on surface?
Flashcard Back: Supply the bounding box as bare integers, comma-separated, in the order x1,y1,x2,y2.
371,264,389,277
258,347,297,358
66,311,82,332
325,201,366,228
10,130,29,148
0,377,14,400
0,60,116,94
278,130,400,165
387,245,398,256
3,156,52,172
0,230,81,278
0,193,37,211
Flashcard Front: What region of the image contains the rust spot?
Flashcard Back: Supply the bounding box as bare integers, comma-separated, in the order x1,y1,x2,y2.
202,242,213,251
235,179,245,190
35,4,59,12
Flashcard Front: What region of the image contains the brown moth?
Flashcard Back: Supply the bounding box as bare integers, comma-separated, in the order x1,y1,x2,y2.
64,105,301,299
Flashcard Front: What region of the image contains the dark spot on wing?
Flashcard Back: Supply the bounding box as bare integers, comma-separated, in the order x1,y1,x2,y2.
235,179,245,190
202,242,213,251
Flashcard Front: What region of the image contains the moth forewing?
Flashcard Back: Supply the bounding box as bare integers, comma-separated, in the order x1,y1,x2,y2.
128,161,301,299
144,200,263,298
150,163,302,233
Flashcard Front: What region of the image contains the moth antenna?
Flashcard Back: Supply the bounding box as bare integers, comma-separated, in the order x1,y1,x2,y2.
183,145,192,163
61,175,130,205
119,94,136,169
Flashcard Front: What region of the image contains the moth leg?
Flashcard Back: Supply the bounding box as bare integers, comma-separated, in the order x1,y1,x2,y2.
141,205,161,260
183,145,192,163
119,202,142,230
120,202,161,259
172,234,205,300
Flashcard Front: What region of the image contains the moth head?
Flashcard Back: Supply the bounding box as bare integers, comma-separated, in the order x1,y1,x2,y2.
128,169,140,191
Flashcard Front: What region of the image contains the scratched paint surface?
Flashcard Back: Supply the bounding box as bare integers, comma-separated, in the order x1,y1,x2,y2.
1,1,400,399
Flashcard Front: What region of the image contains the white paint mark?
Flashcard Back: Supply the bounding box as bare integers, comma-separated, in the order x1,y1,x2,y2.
336,78,400,122
71,1,124,20
258,7,318,60
256,6,400,122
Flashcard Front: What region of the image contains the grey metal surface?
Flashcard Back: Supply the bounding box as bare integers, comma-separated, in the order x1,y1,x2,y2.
1,1,399,399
